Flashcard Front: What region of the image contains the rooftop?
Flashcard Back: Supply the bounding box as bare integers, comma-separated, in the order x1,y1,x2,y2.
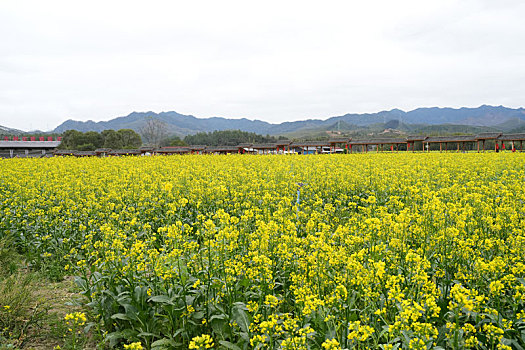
350,138,406,145
497,133,525,141
275,140,292,146
109,149,141,155
189,145,206,150
73,151,96,156
406,135,427,142
475,132,502,140
328,138,350,143
252,143,277,149
424,135,477,143
237,143,253,148
53,150,75,155
290,141,331,147
205,146,239,152
155,147,191,153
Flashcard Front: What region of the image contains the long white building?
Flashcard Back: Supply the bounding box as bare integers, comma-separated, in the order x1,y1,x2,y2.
0,140,61,158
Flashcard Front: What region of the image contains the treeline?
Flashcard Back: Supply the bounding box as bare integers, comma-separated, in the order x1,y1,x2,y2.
59,129,142,150
182,130,285,146
56,128,284,150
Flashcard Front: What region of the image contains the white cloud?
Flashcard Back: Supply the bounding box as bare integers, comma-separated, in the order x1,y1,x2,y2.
1,0,524,130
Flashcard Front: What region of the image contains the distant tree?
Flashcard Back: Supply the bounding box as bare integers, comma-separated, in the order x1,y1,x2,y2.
140,117,168,147
58,129,141,150
58,130,83,149
117,129,142,148
166,135,187,146
183,130,280,146
82,131,104,148
58,130,103,150
102,130,123,149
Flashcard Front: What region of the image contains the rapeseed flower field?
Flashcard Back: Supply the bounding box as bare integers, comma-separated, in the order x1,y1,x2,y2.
1,153,525,349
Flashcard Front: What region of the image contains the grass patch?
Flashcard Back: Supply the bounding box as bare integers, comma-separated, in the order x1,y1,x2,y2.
0,273,49,347
0,236,48,348
0,236,95,349
0,235,20,278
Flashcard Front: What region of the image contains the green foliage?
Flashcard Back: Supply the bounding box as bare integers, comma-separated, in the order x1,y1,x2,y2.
59,129,142,150
510,123,525,133
59,130,82,149
165,136,187,147
118,129,142,149
102,130,123,149
183,129,284,146
59,131,104,150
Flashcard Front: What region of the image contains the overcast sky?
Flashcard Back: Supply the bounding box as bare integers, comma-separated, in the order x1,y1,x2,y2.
1,0,525,131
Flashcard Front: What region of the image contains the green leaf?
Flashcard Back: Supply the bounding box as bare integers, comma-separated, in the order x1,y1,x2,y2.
192,311,204,320
105,329,139,348
232,302,248,310
149,295,174,305
185,295,195,305
111,313,131,321
232,304,250,333
504,338,523,350
137,332,161,338
135,286,149,304
172,329,185,339
239,332,250,342
152,338,179,349
238,278,250,288
117,293,131,304
211,316,228,336
209,314,228,321
123,304,139,320
74,276,88,290
219,340,242,350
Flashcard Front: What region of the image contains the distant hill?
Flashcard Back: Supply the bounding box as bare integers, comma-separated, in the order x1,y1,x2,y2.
53,111,273,136
0,125,25,135
48,105,525,137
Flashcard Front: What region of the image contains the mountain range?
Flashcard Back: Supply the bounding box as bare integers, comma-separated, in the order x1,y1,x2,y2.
52,105,525,136
3,105,525,137
0,125,26,135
